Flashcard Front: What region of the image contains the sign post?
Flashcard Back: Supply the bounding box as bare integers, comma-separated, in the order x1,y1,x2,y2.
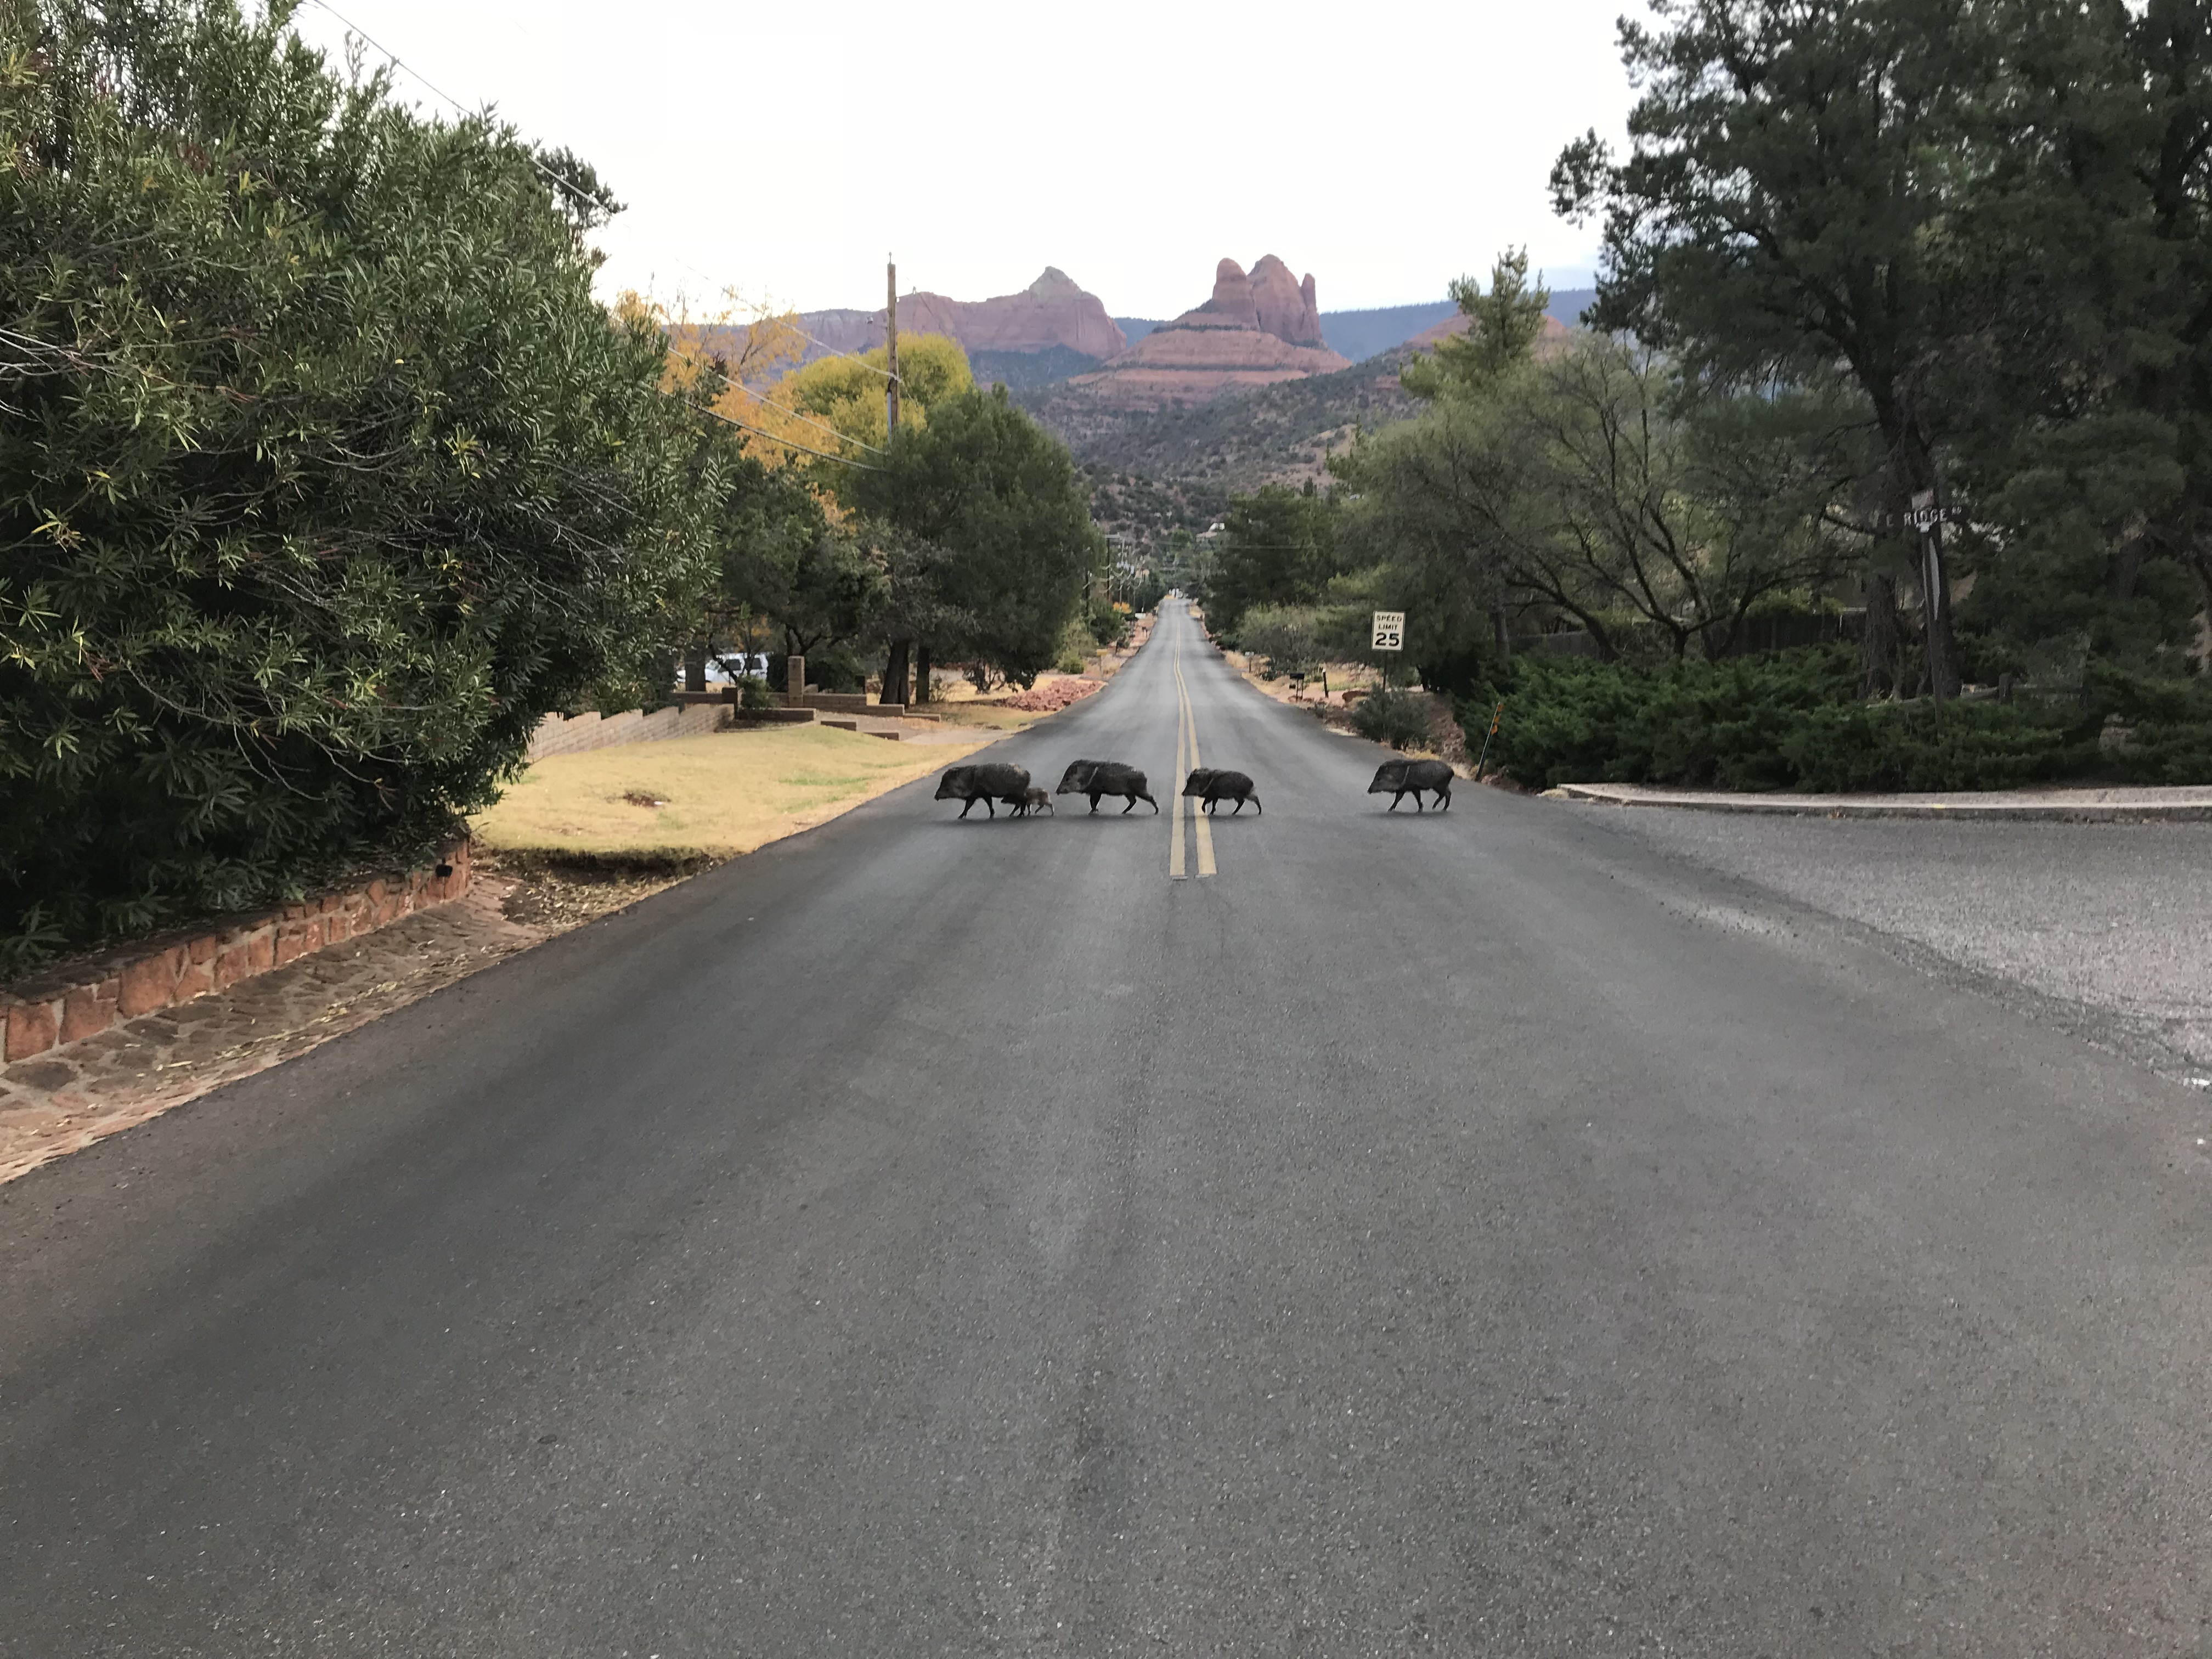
1472,699,1504,782
1371,610,1403,690
1905,494,1966,723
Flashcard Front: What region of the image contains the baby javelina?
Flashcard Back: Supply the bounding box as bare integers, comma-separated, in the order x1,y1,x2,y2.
1180,768,1261,815
1054,759,1159,814
935,762,1031,819
1367,758,1454,811
1017,787,1054,817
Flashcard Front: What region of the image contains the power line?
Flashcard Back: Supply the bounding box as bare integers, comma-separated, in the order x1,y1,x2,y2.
674,262,899,384
300,0,878,471
304,0,895,390
659,336,888,457
694,400,879,469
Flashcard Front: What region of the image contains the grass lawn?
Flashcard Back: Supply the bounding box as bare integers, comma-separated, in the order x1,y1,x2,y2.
472,725,992,857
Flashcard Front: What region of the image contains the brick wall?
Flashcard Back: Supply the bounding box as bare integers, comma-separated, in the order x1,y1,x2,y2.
2,842,470,1065
527,703,729,762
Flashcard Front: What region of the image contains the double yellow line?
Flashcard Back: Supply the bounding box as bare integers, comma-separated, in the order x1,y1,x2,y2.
1170,611,1216,881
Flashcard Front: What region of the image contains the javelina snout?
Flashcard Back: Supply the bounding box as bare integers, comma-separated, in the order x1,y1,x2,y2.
1054,759,1159,814
1367,758,1453,812
936,762,1031,819
1181,768,1260,815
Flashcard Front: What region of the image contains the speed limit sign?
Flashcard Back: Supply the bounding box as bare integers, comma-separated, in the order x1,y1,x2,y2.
1371,611,1404,651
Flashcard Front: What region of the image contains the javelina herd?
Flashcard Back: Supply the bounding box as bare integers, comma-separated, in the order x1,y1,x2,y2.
936,757,1465,818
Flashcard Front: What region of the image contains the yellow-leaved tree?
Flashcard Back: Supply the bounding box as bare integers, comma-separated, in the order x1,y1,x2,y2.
772,334,975,474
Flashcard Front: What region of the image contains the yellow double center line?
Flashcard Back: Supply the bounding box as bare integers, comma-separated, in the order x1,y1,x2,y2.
1170,611,1216,881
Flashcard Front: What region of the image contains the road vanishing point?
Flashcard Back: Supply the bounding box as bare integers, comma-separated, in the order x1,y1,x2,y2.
4,600,2209,1655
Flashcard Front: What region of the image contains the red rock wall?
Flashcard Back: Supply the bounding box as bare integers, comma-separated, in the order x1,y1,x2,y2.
2,843,471,1064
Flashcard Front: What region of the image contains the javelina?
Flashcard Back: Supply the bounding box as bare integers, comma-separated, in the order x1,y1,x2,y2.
1054,759,1159,814
1018,787,1054,817
1181,768,1261,815
935,762,1031,819
1368,758,1454,812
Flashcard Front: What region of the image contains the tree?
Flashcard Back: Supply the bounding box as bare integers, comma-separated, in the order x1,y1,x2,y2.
0,0,714,961
1401,249,1554,402
776,334,974,464
845,385,1101,691
1342,336,1850,663
1552,0,2006,694
1207,482,1343,637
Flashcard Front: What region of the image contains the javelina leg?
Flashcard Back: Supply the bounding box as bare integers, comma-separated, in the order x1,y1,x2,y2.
1147,793,1159,814
959,798,977,819
1122,794,1137,814
1389,792,1403,811
1089,792,1103,814
1414,790,1426,812
1231,798,1244,814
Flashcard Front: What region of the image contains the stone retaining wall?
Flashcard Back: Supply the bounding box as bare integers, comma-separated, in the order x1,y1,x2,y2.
527,703,728,761
2,842,470,1064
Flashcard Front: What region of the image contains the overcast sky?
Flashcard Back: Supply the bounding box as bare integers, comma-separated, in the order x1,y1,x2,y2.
285,0,1640,320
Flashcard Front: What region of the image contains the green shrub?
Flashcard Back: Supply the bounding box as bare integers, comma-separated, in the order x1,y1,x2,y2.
1352,687,1434,751
1472,646,2107,792
2089,663,2212,783
0,1,712,966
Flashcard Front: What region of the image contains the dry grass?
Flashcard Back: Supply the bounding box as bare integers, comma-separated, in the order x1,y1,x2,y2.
472,725,991,857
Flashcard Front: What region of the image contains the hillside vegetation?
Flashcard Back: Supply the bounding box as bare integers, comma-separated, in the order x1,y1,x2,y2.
1026,350,1424,548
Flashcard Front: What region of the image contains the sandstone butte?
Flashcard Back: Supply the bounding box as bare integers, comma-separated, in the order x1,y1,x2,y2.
783,268,1126,365
1064,255,1351,410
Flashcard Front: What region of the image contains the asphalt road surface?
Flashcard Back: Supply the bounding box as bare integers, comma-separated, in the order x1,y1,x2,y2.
5,601,2209,1657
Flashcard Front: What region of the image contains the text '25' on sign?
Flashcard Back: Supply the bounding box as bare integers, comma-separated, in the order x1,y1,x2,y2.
1372,611,1405,652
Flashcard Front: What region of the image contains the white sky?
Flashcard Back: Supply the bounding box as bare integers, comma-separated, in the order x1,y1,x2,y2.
285,0,1639,320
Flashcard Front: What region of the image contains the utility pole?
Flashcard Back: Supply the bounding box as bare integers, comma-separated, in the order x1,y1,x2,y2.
885,255,899,437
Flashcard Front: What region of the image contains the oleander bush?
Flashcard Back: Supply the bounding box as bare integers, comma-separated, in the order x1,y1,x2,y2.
0,0,714,966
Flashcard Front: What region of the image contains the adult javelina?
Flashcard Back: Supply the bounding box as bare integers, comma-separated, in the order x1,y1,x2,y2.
1054,759,1159,814
935,762,1031,819
1368,758,1454,811
1181,768,1261,815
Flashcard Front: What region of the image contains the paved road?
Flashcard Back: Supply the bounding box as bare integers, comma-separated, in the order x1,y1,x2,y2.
1568,803,2212,1082
4,602,2209,1656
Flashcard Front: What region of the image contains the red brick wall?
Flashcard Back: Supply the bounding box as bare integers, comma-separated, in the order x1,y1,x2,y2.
2,842,470,1064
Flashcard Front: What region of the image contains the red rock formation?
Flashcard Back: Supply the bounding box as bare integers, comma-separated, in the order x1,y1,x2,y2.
1250,255,1325,348
1065,253,1349,410
775,269,1125,368
1200,258,1261,329
895,267,1127,358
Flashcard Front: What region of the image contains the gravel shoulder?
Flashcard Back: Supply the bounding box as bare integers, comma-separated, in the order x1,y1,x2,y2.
1567,802,2212,1080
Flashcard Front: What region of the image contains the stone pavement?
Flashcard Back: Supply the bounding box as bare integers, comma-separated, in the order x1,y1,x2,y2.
0,882,532,1183
0,860,686,1185
1551,781,2212,820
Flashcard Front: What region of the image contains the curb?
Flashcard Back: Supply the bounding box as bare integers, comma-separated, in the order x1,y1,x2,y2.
1548,784,2212,822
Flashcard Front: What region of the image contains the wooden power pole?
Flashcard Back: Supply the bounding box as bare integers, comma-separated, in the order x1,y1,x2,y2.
885,256,899,436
